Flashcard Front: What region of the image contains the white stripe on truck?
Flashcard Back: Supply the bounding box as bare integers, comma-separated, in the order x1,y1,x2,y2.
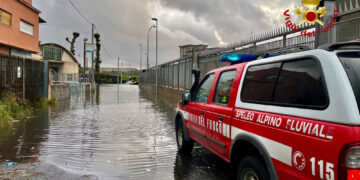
231,127,292,166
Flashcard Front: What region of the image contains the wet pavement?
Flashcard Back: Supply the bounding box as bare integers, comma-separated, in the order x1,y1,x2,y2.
0,84,233,180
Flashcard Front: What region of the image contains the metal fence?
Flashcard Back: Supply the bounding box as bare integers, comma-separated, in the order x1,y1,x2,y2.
140,16,359,90
0,54,44,101
140,26,316,90
50,70,94,85
336,17,360,42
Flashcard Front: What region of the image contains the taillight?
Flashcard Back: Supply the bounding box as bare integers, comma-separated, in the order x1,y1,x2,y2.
347,169,360,179
346,147,360,168
340,144,360,180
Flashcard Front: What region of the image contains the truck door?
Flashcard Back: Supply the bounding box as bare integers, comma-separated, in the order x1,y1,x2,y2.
185,73,215,147
206,69,237,159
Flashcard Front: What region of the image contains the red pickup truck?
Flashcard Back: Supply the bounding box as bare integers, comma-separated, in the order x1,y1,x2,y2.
175,43,360,180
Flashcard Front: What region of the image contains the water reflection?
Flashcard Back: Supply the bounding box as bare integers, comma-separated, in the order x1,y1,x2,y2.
0,84,233,179
0,107,50,162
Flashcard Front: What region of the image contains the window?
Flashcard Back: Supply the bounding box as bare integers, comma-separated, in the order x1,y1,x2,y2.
67,74,73,81
20,20,33,36
194,74,215,103
213,70,236,105
241,63,281,102
241,59,328,108
0,9,11,26
273,59,327,107
43,46,62,61
338,52,360,112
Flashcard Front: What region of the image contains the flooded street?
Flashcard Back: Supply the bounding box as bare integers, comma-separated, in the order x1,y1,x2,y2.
0,84,233,180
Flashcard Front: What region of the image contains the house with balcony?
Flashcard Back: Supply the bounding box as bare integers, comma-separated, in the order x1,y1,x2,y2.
40,43,80,82
0,0,45,58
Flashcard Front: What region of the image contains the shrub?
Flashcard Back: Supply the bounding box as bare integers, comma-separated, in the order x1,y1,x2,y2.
0,91,32,124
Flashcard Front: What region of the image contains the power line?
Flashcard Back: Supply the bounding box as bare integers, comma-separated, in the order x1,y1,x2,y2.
68,0,92,24
68,0,118,64
94,25,113,59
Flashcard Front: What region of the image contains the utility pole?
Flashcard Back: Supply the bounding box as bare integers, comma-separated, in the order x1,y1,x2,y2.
147,24,155,69
121,61,123,84
83,38,88,73
139,44,142,70
91,24,95,82
117,57,120,85
151,18,158,95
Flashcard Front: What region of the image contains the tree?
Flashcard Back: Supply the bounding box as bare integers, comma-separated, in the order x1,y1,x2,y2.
66,32,80,55
94,33,102,74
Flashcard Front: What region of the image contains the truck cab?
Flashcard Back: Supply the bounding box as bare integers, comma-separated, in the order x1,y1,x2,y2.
175,43,360,180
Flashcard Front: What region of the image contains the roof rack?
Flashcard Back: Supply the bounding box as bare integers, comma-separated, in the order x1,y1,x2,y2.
318,42,360,51
256,44,313,59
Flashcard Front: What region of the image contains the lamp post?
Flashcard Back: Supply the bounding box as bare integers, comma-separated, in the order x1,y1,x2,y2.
151,18,158,92
139,44,142,70
147,24,155,69
83,38,88,73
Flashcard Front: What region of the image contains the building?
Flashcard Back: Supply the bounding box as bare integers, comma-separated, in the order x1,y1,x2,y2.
318,0,360,46
40,43,80,75
335,0,360,42
0,0,45,58
179,44,208,58
100,67,138,73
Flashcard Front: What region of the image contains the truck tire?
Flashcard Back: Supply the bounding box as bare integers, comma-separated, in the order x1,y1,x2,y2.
237,156,269,180
176,121,193,154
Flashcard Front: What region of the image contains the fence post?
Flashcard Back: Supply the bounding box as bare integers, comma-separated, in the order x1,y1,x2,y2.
283,35,287,48
172,62,175,88
184,60,186,90
43,60,48,99
22,57,25,100
177,61,180,90
4,56,7,86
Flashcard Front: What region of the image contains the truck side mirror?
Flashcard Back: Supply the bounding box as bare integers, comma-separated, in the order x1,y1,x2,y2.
190,69,201,95
180,92,191,105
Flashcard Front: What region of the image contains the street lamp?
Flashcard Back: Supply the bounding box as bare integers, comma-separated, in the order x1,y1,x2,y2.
151,18,158,91
139,44,142,70
147,24,155,69
83,38,88,73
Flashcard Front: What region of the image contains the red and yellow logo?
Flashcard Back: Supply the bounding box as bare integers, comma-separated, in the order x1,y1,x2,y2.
283,0,338,37
295,0,327,26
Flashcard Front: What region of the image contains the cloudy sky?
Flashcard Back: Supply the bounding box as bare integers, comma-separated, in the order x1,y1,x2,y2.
33,0,299,68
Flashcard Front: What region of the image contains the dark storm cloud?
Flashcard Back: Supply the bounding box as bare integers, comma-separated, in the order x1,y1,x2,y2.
33,0,298,68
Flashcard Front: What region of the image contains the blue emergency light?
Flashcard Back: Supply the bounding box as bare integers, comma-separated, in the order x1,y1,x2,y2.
220,53,278,64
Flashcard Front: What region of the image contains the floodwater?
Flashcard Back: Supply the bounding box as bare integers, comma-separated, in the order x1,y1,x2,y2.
0,84,233,180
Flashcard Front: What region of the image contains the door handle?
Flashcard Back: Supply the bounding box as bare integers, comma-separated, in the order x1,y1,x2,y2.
218,116,223,121
200,112,204,115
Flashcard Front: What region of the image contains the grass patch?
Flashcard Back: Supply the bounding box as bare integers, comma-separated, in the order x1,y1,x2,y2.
0,91,33,127
36,97,57,108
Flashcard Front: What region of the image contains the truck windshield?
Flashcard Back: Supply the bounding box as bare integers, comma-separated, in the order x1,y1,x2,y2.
338,52,360,112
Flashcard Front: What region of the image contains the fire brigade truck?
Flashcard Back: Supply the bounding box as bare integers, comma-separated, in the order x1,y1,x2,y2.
175,42,360,180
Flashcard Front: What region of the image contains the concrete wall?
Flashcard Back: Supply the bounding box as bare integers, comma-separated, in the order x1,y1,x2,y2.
50,84,69,100
59,52,79,74
0,0,40,53
139,83,185,106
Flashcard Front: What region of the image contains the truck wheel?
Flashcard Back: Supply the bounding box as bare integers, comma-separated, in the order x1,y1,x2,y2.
176,121,193,154
237,156,269,180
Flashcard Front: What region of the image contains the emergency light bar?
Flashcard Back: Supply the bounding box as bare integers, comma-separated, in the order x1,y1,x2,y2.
220,53,278,64
220,53,256,63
